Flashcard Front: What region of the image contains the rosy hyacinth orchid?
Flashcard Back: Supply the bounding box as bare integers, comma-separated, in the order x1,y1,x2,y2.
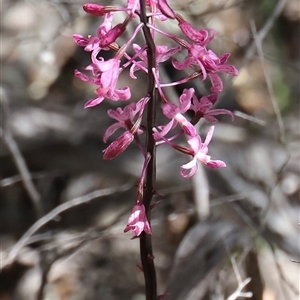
72,13,113,53
190,93,234,123
172,45,238,92
124,203,151,236
180,126,226,178
130,44,181,79
176,14,216,46
103,97,148,142
153,88,196,139
75,57,131,108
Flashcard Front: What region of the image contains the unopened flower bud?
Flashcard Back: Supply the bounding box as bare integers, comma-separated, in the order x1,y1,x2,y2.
100,23,126,47
83,3,106,16
103,131,134,160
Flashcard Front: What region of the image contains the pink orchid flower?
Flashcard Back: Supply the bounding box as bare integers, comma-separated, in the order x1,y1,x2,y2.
172,44,238,92
181,126,226,178
153,88,196,139
124,202,152,236
130,44,181,79
73,12,127,51
103,97,148,142
73,13,113,53
75,57,131,108
190,93,234,123
127,0,140,12
124,154,152,236
176,15,216,46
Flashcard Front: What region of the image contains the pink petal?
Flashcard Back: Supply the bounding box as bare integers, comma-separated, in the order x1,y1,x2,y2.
179,88,194,112
97,13,113,36
107,107,123,120
97,59,119,72
203,115,219,123
206,93,218,104
187,135,202,153
162,102,179,118
217,65,239,76
204,126,214,146
124,203,151,236
175,114,197,137
172,57,191,70
129,64,138,79
111,87,131,101
74,70,91,82
84,38,100,52
179,21,216,45
219,53,231,64
180,159,198,178
159,45,181,62
103,123,123,143
72,34,88,47
207,109,235,120
153,119,175,139
206,160,226,168
84,96,105,108
209,73,223,93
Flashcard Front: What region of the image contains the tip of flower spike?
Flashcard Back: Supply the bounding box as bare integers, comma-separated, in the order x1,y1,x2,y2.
83,3,106,16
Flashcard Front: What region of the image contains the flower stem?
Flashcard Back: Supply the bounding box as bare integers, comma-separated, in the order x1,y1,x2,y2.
139,0,157,299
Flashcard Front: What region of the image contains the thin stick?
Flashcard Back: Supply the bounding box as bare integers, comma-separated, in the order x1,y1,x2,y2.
34,206,129,300
227,255,253,300
244,0,287,63
250,19,285,142
0,90,43,218
2,181,133,269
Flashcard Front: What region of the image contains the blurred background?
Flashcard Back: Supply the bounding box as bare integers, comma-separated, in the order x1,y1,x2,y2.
1,0,299,299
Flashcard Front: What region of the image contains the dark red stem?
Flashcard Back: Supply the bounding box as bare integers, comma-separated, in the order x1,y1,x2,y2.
139,0,157,299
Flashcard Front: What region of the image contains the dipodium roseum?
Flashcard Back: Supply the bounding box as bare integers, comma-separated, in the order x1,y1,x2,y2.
124,202,151,236
130,44,181,79
180,126,226,177
172,45,238,92
190,93,234,123
75,57,131,108
72,12,113,53
103,97,148,142
153,88,196,139
176,14,216,45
